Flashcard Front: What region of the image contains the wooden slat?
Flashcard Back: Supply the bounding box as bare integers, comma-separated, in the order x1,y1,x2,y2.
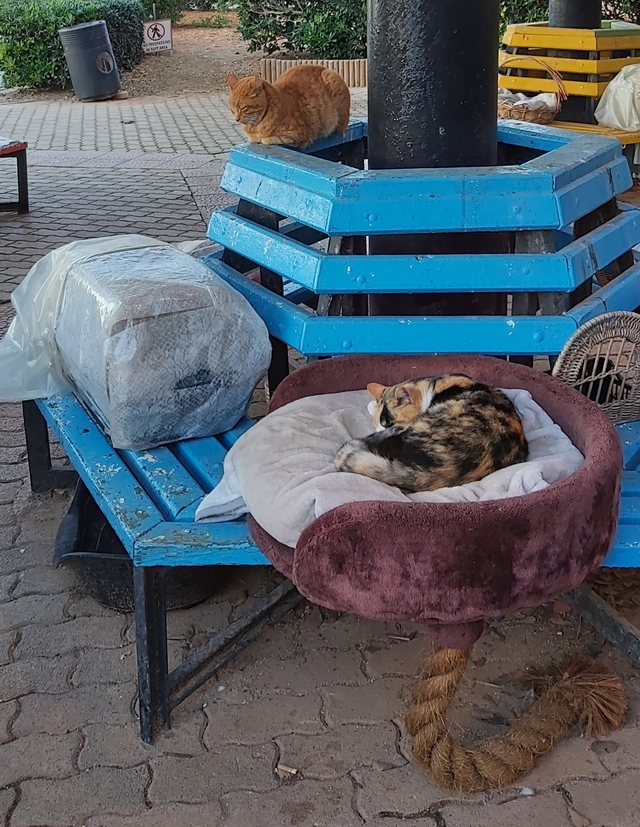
171,437,227,492
550,121,640,146
133,520,268,567
499,51,640,75
619,494,640,524
499,74,608,98
210,258,581,356
622,471,640,495
603,523,640,568
618,422,640,470
120,446,205,521
37,396,163,554
217,417,254,449
503,23,640,52
208,200,640,294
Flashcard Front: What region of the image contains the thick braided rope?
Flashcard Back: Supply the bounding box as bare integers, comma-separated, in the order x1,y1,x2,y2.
406,649,627,794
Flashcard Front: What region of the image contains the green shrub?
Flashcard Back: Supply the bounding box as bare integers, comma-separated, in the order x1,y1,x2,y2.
185,0,234,10
141,0,184,23
0,0,145,89
500,1,640,35
294,0,366,59
237,0,365,58
606,1,640,24
236,1,640,58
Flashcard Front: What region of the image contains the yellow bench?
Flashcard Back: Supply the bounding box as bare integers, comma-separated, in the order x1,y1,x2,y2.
499,21,640,99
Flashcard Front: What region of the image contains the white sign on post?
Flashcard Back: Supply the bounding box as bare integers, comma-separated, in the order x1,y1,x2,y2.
143,19,173,53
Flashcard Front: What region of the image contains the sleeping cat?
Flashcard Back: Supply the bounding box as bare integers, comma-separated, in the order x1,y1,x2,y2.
227,65,350,148
335,375,528,493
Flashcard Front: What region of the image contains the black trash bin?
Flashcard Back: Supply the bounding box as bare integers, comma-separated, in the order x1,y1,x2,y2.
58,20,121,101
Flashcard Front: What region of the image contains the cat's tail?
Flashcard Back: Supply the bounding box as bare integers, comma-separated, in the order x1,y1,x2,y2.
335,438,394,479
334,432,416,490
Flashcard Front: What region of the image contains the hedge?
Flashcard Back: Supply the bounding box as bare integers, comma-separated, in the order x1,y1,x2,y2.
236,1,640,59
236,0,365,58
501,1,640,29
141,0,184,22
0,0,145,89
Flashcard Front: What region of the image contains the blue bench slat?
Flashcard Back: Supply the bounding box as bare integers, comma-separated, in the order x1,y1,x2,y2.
120,447,205,522
217,416,253,449
207,259,580,356
622,470,640,495
618,422,640,471
133,520,269,567
603,522,640,568
208,205,640,295
37,396,163,553
171,436,226,493
619,493,640,524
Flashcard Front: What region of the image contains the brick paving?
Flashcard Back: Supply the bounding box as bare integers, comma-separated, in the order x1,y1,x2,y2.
0,88,640,826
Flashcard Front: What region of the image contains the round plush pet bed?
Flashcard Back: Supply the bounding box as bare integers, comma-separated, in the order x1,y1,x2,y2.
250,354,621,647
248,354,627,791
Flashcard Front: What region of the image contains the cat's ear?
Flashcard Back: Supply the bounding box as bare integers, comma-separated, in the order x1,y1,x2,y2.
367,382,385,401
227,74,239,89
249,76,264,95
393,385,413,406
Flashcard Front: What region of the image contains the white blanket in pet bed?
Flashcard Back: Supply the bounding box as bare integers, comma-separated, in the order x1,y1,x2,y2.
195,388,584,548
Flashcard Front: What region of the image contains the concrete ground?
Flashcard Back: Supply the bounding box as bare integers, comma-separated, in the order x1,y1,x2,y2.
1,90,640,827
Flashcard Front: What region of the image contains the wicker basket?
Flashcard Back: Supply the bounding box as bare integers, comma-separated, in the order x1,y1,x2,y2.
552,311,640,425
498,56,568,125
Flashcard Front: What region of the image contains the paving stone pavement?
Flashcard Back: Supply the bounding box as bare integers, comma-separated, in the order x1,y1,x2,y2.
1,88,640,826
0,91,368,155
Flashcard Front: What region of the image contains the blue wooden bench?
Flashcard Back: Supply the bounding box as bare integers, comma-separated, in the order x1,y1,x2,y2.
22,396,303,743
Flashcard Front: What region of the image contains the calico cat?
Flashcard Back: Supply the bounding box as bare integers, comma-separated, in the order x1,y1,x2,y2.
227,65,350,148
335,374,528,493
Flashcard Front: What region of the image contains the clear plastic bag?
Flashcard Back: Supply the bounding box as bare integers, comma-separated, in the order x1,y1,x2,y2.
595,64,640,131
0,235,271,450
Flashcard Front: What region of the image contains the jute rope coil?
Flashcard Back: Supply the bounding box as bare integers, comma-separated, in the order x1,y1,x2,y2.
405,649,627,793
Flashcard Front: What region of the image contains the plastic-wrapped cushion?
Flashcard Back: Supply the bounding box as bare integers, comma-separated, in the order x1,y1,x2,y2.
53,245,271,450
595,64,640,131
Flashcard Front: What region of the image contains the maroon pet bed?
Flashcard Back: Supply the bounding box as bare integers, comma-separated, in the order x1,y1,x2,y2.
249,355,622,650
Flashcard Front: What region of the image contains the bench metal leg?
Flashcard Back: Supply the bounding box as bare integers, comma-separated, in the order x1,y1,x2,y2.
132,565,300,744
0,148,29,213
23,401,78,493
133,566,170,744
16,149,29,213
565,584,640,667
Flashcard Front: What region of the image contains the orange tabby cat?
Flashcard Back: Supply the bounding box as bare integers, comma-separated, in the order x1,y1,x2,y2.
227,65,350,149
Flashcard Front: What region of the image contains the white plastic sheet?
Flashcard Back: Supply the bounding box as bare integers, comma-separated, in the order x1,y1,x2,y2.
0,234,271,450
498,87,558,114
595,64,640,131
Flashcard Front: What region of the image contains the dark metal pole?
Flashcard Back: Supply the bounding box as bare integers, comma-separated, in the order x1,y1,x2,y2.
549,0,601,29
548,0,602,124
368,0,505,318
